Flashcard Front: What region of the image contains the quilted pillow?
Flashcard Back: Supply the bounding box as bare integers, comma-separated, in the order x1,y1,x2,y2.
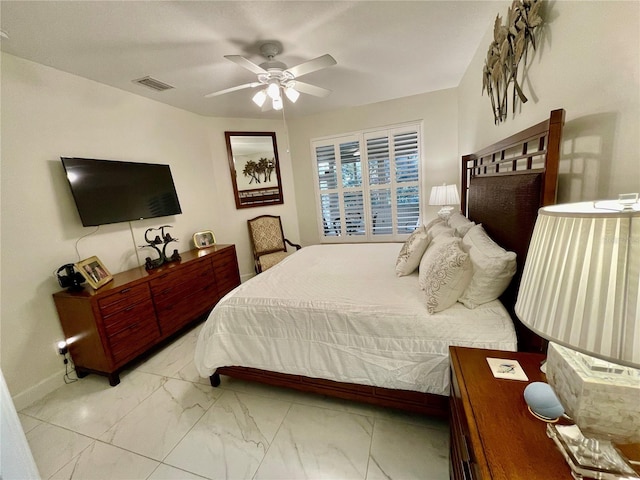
395,225,430,276
419,239,473,314
458,224,517,308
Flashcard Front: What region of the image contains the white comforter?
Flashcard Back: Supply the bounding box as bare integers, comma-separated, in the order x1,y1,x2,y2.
195,243,517,396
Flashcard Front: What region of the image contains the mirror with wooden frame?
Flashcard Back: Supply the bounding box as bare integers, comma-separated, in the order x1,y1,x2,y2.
225,131,284,209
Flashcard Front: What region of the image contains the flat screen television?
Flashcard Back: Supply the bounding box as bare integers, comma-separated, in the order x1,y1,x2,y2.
61,157,182,227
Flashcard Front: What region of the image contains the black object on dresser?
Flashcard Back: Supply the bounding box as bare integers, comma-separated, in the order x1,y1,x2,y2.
52,245,240,386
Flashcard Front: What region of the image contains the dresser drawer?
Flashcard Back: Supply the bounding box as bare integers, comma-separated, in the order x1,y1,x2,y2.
156,281,218,336
210,247,236,269
450,354,482,480
151,262,215,310
98,284,151,317
150,261,213,299
107,311,161,364
102,297,157,336
212,249,241,296
450,392,480,480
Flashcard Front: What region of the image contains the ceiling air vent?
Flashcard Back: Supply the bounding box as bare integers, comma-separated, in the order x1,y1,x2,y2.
133,76,174,92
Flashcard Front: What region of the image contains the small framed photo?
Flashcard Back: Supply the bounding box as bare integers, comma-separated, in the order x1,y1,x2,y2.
76,256,113,289
193,230,216,249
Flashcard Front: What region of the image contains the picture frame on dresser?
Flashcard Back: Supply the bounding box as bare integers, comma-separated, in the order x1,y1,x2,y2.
193,230,216,249
75,255,112,289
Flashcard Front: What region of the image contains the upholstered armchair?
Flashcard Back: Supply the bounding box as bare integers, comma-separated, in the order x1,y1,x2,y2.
247,215,301,273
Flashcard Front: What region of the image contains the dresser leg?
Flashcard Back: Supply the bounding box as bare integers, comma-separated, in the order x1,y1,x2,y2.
108,373,120,386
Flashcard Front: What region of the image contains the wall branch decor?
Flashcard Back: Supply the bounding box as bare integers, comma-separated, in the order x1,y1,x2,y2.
482,0,543,124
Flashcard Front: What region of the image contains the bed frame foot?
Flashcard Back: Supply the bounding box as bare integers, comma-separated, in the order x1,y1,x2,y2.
210,373,221,387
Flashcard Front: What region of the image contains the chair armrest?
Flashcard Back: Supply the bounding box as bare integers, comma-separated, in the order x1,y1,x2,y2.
284,238,302,250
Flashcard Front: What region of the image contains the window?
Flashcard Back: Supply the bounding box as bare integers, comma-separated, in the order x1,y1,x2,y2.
312,123,422,242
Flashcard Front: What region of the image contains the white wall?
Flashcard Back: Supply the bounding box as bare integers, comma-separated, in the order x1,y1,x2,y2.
288,88,459,245
457,0,640,202
1,53,299,407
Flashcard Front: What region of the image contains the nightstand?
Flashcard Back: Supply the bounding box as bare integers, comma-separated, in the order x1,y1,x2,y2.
449,346,571,480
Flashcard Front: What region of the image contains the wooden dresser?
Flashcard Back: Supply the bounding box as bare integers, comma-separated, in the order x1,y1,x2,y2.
52,245,240,385
449,346,571,480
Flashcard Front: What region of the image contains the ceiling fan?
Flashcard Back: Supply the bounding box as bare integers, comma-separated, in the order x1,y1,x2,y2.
205,43,336,111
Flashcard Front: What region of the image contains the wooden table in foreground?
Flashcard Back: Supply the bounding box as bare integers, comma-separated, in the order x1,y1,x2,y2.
449,346,571,480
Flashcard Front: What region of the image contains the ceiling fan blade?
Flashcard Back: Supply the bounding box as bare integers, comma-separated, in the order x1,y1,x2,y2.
292,81,332,98
285,54,336,78
204,82,260,98
224,55,268,74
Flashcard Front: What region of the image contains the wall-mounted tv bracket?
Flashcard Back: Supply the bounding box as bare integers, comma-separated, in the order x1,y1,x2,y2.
139,225,181,270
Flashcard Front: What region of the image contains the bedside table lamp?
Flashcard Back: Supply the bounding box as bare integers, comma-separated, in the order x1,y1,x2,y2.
515,198,640,480
429,183,460,219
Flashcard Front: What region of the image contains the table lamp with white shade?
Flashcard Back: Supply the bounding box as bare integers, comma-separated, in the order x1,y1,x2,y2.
429,183,460,219
515,196,640,480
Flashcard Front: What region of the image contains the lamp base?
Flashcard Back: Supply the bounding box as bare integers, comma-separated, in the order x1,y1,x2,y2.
547,424,639,479
437,206,454,220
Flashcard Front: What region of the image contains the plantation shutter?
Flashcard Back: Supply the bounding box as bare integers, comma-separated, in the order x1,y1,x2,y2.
312,123,421,242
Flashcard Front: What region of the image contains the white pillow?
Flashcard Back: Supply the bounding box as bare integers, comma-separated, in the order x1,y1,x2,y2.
419,240,473,314
426,222,454,243
395,225,430,276
458,224,517,308
447,212,475,237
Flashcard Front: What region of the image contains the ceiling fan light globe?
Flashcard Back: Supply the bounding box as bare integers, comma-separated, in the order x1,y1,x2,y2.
272,96,283,111
267,82,280,100
285,87,300,103
252,89,267,107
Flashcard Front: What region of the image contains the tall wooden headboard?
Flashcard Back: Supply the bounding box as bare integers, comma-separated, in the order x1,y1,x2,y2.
460,109,565,352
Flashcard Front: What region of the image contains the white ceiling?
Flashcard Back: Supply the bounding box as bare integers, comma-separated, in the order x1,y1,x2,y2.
0,1,505,119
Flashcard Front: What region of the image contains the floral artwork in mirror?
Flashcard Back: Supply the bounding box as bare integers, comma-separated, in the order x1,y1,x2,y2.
225,131,284,209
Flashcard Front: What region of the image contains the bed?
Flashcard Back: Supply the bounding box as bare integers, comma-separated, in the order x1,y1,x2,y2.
195,109,565,417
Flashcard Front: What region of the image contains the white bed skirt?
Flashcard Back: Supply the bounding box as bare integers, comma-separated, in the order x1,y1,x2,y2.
195,243,517,396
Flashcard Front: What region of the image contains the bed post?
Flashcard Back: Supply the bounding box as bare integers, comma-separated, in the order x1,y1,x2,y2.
461,154,472,216
541,108,565,206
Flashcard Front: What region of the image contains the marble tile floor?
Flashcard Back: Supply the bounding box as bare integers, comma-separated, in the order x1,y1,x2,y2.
19,324,450,480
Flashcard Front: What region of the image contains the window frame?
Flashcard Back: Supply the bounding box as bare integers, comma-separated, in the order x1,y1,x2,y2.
311,121,423,243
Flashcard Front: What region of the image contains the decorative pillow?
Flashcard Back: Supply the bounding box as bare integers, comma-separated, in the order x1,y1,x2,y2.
418,235,461,290
447,212,475,237
419,240,473,314
424,217,445,233
395,225,430,276
458,224,517,308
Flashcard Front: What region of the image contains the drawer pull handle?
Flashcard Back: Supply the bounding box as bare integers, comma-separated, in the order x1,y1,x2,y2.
119,288,131,294
124,305,135,312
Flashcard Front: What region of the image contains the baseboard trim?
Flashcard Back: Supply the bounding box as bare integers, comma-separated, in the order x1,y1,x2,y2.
12,369,64,412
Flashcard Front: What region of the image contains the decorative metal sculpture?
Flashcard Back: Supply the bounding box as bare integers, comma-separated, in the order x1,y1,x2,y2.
482,0,543,124
139,225,181,270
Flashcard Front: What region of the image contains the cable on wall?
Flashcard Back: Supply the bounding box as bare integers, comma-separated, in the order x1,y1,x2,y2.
74,225,100,261
129,221,142,266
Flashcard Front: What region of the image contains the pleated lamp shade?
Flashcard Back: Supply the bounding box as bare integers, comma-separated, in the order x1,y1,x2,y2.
429,184,460,206
515,201,640,368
